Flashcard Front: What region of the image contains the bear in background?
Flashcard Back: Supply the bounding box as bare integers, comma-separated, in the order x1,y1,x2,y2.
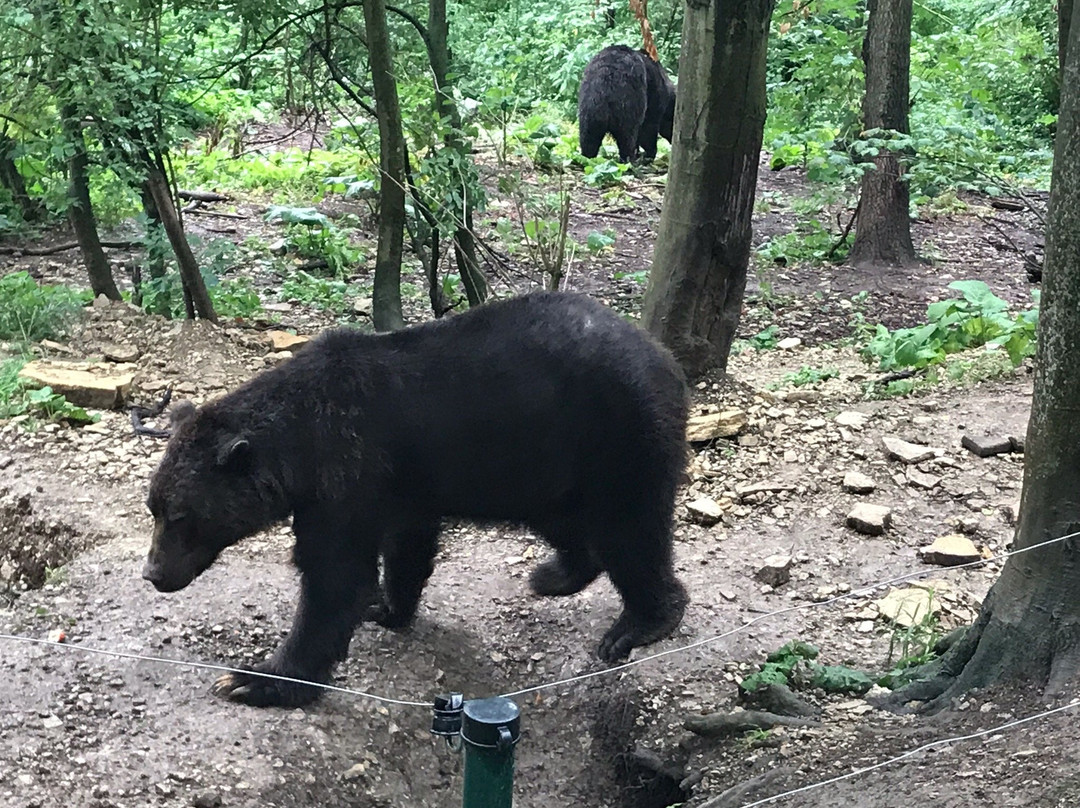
578,45,676,164
143,292,690,708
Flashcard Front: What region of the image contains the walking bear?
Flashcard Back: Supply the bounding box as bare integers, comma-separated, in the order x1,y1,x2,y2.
143,292,690,708
578,45,676,163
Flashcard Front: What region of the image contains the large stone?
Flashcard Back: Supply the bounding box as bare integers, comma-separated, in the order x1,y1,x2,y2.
876,586,941,628
919,534,982,567
267,331,310,352
842,471,876,494
101,342,141,363
881,436,938,464
834,411,869,429
961,434,1014,458
686,497,724,526
846,503,892,535
686,409,747,443
18,360,134,409
755,554,793,587
906,468,941,490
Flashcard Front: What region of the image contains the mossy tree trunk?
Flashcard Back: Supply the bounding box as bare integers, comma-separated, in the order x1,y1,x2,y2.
365,0,407,331
62,109,121,301
640,0,775,376
897,3,1080,707
848,0,917,269
427,0,488,308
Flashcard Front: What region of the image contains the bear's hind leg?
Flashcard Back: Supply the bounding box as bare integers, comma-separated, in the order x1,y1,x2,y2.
593,519,687,662
529,519,602,596
366,516,441,630
212,509,379,708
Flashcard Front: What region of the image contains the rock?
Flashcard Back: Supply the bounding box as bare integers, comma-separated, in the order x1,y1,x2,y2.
263,301,293,312
1000,501,1021,525
777,337,802,350
267,331,310,352
101,343,141,363
1010,435,1025,453
754,555,793,587
920,534,982,566
846,503,892,535
906,468,941,490
736,481,795,498
686,409,747,442
0,455,12,470
39,339,77,355
842,471,876,494
354,297,374,317
834,411,869,429
881,436,938,464
41,714,63,729
193,791,224,808
876,586,941,628
686,497,724,526
18,360,134,409
961,434,1014,458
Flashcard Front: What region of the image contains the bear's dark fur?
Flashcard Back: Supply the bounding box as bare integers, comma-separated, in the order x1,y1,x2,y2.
144,292,689,708
578,45,676,163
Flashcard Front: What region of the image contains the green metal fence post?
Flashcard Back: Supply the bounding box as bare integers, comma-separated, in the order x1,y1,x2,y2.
460,697,521,808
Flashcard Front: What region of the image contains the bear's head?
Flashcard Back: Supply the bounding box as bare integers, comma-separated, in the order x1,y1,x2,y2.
143,400,288,592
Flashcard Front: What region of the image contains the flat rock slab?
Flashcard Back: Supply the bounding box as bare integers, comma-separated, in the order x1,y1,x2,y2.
18,360,134,409
882,436,939,464
961,434,1015,458
920,534,982,566
906,468,941,490
687,409,747,443
835,411,870,429
686,497,724,526
842,471,876,494
100,342,141,363
846,503,892,535
266,331,310,352
876,586,941,628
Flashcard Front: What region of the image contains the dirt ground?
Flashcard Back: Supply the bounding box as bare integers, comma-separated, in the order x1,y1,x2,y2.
1,149,1075,808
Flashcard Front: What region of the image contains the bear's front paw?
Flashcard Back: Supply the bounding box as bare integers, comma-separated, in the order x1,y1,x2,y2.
210,666,323,708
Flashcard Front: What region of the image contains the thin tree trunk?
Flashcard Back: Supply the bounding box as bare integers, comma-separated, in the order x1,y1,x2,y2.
365,0,406,331
640,0,775,376
848,0,917,268
427,0,487,307
0,134,44,222
889,2,1080,709
144,165,217,322
61,110,121,301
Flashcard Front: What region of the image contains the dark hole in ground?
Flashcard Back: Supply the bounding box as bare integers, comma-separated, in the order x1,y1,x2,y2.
0,488,91,595
586,687,690,808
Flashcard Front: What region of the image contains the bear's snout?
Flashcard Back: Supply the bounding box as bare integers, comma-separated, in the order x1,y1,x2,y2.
142,557,192,592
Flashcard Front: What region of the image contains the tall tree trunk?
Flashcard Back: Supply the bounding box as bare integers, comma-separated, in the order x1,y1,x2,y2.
61,110,121,301
427,0,487,307
1062,0,1075,87
365,0,406,331
0,134,44,222
848,0,917,268
890,2,1080,709
144,165,217,322
640,0,775,376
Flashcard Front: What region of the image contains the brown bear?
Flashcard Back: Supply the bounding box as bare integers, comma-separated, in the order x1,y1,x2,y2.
143,292,689,707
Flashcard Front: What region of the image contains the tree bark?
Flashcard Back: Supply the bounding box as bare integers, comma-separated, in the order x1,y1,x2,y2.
1062,0,1075,87
61,110,121,301
0,134,44,223
427,0,487,308
144,165,217,322
892,2,1080,708
640,0,775,376
847,0,917,269
365,0,407,331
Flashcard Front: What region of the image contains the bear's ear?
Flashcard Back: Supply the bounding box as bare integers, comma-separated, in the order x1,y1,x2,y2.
216,435,251,471
170,400,198,429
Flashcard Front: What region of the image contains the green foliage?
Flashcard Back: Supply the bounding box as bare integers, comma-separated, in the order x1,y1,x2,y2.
864,280,1039,371
586,229,616,254
757,219,843,265
279,271,363,316
266,206,362,278
772,366,839,389
210,278,263,320
0,272,88,344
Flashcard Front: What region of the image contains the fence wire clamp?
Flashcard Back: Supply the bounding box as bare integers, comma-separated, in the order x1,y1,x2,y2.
432,692,465,752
